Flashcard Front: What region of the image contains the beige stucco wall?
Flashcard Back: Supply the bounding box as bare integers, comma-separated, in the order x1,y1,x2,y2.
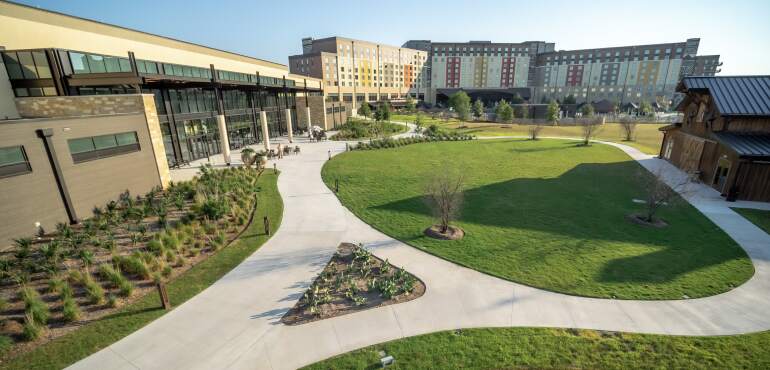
0,2,290,78
0,112,163,246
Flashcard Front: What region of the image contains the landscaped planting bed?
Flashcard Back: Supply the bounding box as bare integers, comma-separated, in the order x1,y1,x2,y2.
322,139,753,300
282,243,424,325
332,118,406,140
0,165,269,359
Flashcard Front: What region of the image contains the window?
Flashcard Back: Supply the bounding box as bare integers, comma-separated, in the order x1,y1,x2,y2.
2,51,53,80
0,146,32,178
67,132,140,163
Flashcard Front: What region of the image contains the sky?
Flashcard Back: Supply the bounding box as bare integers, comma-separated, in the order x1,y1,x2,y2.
13,0,770,75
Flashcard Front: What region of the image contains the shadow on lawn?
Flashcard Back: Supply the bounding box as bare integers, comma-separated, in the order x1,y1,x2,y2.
372,160,750,284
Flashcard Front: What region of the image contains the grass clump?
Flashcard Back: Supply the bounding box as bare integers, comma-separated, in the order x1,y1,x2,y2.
19,287,49,325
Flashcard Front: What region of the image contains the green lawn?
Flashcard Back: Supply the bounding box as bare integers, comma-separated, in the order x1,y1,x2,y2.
392,113,665,154
304,327,770,369
322,139,752,299
732,208,770,234
0,169,283,370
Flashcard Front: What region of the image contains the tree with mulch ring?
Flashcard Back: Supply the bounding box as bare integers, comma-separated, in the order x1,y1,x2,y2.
422,166,465,240
282,243,425,325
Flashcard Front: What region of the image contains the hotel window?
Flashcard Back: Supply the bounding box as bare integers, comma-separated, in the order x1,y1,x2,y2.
0,146,32,178
67,132,140,164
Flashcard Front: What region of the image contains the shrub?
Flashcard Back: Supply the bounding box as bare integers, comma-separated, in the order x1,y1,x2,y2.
19,287,49,325
61,296,81,322
198,198,230,220
147,239,164,255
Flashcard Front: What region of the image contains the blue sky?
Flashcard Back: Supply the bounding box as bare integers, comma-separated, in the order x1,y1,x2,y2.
13,0,770,75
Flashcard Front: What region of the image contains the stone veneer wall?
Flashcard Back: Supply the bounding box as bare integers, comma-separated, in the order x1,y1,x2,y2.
15,94,146,118
296,96,327,129
140,94,171,189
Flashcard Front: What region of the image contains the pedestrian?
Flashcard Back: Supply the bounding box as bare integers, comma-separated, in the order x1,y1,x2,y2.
277,143,283,159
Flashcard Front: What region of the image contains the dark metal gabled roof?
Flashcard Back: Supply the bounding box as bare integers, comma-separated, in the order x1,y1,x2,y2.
712,132,770,158
680,76,770,117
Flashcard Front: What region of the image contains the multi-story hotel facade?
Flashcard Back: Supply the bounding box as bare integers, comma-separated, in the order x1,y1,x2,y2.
289,37,428,122
404,38,721,107
0,1,323,243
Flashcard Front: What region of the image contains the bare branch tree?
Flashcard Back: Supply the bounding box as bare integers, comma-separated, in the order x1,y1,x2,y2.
638,167,691,223
580,121,602,146
423,168,464,234
619,118,638,141
528,123,544,140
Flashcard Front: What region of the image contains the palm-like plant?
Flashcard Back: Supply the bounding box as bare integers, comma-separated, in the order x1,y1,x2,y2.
240,148,257,168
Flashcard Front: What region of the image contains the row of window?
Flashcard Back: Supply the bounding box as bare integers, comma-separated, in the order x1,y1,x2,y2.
69,52,132,74
0,131,140,180
2,51,53,80
67,132,140,163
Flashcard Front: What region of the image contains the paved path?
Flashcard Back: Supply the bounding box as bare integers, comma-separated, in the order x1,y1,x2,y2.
70,137,770,370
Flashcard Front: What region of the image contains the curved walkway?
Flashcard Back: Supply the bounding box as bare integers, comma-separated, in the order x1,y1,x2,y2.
70,137,770,370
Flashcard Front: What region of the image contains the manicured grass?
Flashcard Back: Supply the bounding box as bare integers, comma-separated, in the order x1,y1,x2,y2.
0,169,283,370
304,327,770,369
392,113,665,154
322,139,752,299
732,208,770,234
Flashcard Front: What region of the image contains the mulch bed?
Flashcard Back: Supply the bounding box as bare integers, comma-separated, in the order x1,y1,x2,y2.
424,225,465,240
281,243,425,325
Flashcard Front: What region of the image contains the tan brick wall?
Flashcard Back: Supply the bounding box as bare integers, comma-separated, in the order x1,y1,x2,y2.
15,95,146,118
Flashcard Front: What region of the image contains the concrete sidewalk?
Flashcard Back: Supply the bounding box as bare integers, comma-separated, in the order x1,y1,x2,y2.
69,137,770,370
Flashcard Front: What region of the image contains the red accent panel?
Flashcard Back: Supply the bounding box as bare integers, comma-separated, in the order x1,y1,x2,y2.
500,57,515,87
445,57,460,88
566,64,584,87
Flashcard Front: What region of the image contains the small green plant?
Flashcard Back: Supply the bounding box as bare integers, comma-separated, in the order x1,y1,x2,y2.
162,265,173,278
107,294,118,308
61,296,81,322
98,264,133,297
19,287,50,325
22,314,41,341
114,255,150,279
82,274,105,305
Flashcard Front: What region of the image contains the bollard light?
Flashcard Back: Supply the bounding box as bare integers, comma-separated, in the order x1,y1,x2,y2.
328,150,331,160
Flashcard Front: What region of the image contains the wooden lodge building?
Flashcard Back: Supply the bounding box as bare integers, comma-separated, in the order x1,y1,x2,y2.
660,76,770,202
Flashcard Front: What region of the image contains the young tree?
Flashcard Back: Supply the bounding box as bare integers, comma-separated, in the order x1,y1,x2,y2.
639,100,653,116
546,100,560,123
579,121,601,146
359,101,372,119
563,94,577,105
495,100,513,123
619,118,638,141
638,167,689,223
375,101,391,122
510,93,524,104
423,168,464,234
448,91,471,121
404,95,416,113
472,99,484,120
414,112,424,133
581,103,595,118
528,123,544,140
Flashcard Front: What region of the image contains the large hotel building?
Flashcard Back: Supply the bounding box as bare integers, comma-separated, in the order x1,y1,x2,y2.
288,37,428,122
402,38,721,106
